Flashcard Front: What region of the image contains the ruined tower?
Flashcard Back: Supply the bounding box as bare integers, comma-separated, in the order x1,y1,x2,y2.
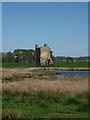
35,44,53,66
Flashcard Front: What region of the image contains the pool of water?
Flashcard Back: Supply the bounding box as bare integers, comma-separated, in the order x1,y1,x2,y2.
55,70,90,76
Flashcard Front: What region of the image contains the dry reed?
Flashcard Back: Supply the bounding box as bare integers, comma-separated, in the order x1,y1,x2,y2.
2,78,88,95
2,68,88,96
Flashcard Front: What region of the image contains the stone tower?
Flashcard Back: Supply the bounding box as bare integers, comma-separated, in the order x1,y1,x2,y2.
35,44,53,66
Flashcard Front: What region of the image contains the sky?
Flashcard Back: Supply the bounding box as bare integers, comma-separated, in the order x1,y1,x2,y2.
2,0,89,2
2,2,88,57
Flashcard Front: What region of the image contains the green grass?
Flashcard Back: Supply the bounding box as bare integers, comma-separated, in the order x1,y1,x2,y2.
2,61,89,68
2,90,88,118
2,62,35,68
44,61,89,68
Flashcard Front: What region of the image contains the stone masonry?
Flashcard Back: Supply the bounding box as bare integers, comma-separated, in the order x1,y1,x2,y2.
35,44,53,66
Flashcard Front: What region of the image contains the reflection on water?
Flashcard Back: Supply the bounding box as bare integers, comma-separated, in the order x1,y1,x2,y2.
56,71,90,76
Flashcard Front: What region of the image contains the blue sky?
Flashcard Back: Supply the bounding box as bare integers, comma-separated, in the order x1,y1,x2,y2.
2,2,88,57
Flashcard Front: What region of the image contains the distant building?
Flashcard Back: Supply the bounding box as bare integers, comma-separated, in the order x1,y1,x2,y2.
35,44,53,66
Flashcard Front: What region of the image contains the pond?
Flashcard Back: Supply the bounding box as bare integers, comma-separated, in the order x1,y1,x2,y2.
55,70,90,76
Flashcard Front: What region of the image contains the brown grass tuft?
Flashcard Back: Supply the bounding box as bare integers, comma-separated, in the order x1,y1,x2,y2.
2,108,23,118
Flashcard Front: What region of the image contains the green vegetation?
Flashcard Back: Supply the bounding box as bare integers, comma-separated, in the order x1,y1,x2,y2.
2,60,89,68
1,49,90,68
2,49,35,63
2,68,88,118
44,60,89,68
2,90,88,118
2,62,35,68
2,69,56,82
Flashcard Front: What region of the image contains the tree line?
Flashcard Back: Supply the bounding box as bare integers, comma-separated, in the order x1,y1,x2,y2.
2,49,35,64
1,49,89,64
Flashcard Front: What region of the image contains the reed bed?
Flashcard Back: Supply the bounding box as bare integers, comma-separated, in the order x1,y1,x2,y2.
2,78,88,96
2,68,89,118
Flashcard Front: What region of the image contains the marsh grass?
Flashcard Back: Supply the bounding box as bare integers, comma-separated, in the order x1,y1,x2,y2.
2,90,88,118
3,90,87,105
2,108,23,118
2,68,89,118
2,69,56,82
2,77,88,97
77,101,88,112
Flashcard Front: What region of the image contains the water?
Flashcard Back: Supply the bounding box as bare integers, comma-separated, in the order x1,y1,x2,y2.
56,70,90,76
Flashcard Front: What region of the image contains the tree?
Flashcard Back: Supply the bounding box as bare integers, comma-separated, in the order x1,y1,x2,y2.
50,51,55,62
14,49,22,62
13,49,35,63
66,57,73,62
7,52,14,62
0,53,1,67
2,53,7,62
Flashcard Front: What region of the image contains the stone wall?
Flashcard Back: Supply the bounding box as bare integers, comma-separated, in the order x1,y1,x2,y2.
35,44,53,66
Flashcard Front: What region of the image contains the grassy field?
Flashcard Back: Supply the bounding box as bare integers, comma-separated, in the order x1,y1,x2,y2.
2,62,35,68
2,60,90,68
2,68,89,119
2,90,88,118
